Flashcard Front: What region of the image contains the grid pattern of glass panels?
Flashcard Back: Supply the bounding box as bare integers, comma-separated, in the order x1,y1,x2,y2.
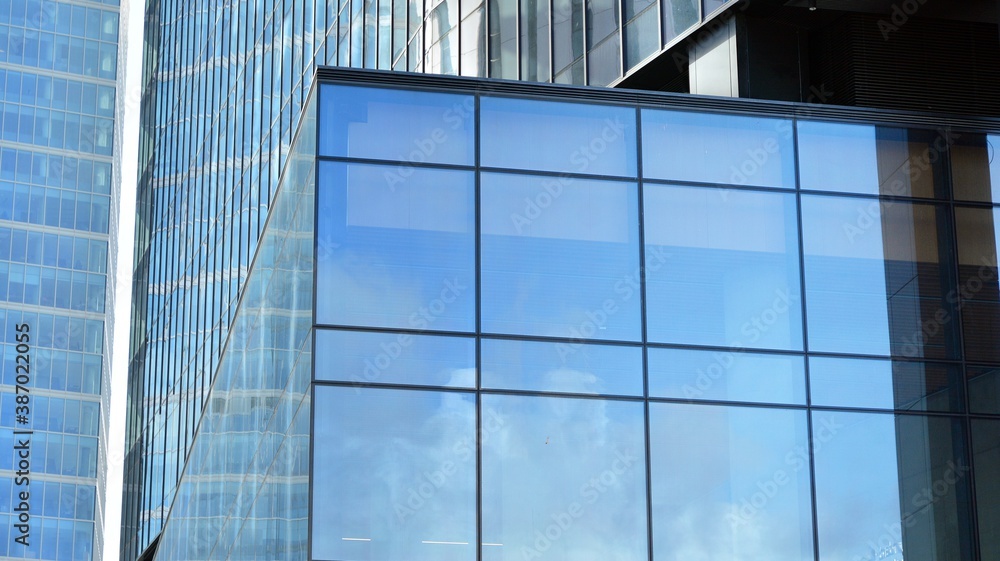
310,79,1000,561
0,0,117,559
141,97,316,561
125,1,740,558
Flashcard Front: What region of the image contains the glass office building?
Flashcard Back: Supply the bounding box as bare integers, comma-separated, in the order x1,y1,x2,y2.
124,1,1000,560
0,0,122,560
122,1,744,559
139,68,1000,561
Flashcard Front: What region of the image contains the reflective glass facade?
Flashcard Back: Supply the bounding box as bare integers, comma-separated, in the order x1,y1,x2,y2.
124,1,745,559
0,0,120,560
142,70,1000,561
125,1,746,558
304,74,1000,561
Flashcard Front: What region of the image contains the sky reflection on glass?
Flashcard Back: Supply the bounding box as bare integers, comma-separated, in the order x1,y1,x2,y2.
313,386,477,561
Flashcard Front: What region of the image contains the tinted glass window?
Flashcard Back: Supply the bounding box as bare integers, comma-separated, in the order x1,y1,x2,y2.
802,196,957,358
809,357,962,412
644,185,802,349
972,419,1000,561
315,161,475,332
812,411,973,561
481,394,648,561
480,97,637,176
481,338,643,395
954,207,1000,363
481,172,641,341
650,402,813,560
641,109,794,188
314,329,476,388
648,347,805,404
319,85,474,165
313,386,477,561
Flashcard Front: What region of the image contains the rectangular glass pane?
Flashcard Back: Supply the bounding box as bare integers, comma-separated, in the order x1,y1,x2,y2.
315,161,476,332
662,0,698,45
809,356,963,412
488,0,517,79
314,329,476,388
648,347,805,404
813,411,973,561
480,97,638,176
802,196,958,358
972,419,1000,561
797,121,879,194
641,109,795,188
313,386,476,561
481,394,647,561
519,0,550,81
644,185,803,350
552,0,584,73
800,123,951,198
650,403,813,560
318,84,475,165
624,5,658,71
481,338,643,395
587,32,621,87
954,207,1000,363
481,172,641,341
968,366,1000,415
951,134,1000,203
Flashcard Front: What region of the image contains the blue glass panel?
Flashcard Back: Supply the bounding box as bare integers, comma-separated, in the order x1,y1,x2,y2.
644,184,803,349
801,196,957,358
481,338,643,395
481,394,647,561
650,402,813,560
648,347,805,404
314,329,476,388
480,172,641,341
641,109,795,188
797,121,879,194
809,357,962,412
318,84,474,165
313,386,477,561
812,412,972,561
315,161,475,332
480,96,637,176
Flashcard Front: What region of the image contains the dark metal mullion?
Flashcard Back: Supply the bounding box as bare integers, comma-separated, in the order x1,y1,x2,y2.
635,104,655,561
547,0,554,81
515,0,522,80
581,0,588,83
792,117,822,561
474,91,483,561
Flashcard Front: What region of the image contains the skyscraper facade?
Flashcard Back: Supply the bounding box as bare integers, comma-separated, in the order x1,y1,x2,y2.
0,1,123,560
122,1,740,559
124,2,1000,561
143,67,1000,561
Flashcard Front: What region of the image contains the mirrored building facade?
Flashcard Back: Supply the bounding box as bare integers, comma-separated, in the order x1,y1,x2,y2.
125,1,1000,561
137,68,1000,561
123,1,743,559
0,1,121,560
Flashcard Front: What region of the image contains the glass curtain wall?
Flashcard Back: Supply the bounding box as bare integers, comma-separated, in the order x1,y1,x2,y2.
308,77,1000,561
126,1,742,558
0,1,119,560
